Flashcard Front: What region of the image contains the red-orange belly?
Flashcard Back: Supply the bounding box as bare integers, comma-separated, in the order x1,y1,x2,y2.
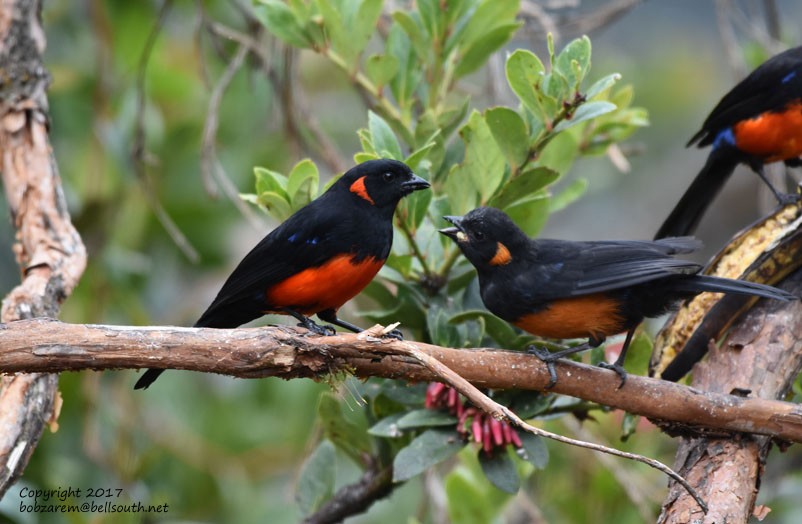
265,254,384,315
513,293,626,340
734,101,802,161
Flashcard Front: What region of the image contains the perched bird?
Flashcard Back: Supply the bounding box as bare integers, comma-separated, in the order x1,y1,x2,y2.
441,207,796,387
655,46,802,240
135,159,429,390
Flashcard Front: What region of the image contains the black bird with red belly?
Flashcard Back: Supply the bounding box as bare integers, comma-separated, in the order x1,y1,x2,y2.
656,46,802,239
135,159,429,390
442,207,796,387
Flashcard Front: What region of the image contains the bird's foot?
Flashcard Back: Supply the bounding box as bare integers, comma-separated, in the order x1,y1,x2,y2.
527,345,559,389
599,361,628,389
382,329,404,340
776,192,801,206
298,317,336,336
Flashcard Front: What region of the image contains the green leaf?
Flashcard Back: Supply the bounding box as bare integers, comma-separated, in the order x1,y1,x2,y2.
449,310,517,349
459,0,519,47
368,413,405,438
484,107,529,168
454,110,506,204
256,191,292,221
286,159,319,208
391,12,428,63
478,450,520,494
454,22,522,79
506,194,550,237
555,35,592,89
585,73,621,100
352,0,384,64
393,429,464,482
554,101,616,132
296,440,336,515
354,151,378,164
399,188,432,232
318,393,372,464
622,331,653,379
488,167,558,210
254,0,312,48
368,111,403,159
365,53,400,89
506,49,547,120
254,166,288,197
445,468,506,524
517,432,548,469
536,130,579,174
416,0,441,41
397,409,458,429
317,0,379,68
405,136,438,171
385,253,413,278
621,412,640,441
549,178,587,213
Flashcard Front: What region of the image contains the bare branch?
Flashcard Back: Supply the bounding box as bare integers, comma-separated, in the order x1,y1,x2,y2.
2,319,802,445
0,0,87,496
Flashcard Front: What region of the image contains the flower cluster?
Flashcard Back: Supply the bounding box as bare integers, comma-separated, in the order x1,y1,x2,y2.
425,382,522,454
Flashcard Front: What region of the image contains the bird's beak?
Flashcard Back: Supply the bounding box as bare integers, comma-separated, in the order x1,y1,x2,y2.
439,215,468,242
401,174,430,193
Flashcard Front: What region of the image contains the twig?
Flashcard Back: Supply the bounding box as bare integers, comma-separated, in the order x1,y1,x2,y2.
200,41,263,228
304,461,394,524
562,416,658,522
377,329,707,513
132,0,200,263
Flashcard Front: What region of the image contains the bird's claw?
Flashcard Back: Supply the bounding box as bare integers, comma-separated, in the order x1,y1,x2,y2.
527,345,559,389
599,361,628,389
382,329,404,340
298,319,336,336
777,192,801,206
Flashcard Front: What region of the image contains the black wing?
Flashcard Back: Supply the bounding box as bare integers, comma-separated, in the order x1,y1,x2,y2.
689,46,802,147
521,238,702,301
195,198,344,327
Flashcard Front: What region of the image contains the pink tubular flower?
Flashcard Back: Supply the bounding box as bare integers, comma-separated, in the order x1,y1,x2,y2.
424,383,523,454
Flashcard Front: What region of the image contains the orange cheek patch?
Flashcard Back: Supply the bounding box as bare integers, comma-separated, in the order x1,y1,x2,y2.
265,254,384,315
513,293,626,340
350,176,375,205
489,242,511,266
734,101,802,161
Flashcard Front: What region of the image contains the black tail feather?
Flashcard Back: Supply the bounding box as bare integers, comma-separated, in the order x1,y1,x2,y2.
654,151,740,239
675,274,797,301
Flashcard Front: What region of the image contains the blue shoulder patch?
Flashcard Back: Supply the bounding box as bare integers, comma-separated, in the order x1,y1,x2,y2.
712,127,736,150
782,71,797,84
287,232,319,245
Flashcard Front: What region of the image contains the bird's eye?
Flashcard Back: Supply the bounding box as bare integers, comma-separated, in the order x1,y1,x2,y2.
382,172,395,182
473,230,485,241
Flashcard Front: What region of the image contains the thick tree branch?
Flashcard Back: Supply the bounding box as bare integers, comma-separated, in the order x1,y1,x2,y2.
1,319,802,445
0,0,87,497
659,271,802,523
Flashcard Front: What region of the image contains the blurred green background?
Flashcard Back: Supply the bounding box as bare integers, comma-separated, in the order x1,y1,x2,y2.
2,1,802,523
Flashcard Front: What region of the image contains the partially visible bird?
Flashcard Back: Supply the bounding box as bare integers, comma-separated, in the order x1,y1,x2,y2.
442,207,797,387
656,46,802,240
135,159,429,390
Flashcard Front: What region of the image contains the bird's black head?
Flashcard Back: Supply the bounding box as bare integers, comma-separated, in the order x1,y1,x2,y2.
439,207,529,272
339,159,429,210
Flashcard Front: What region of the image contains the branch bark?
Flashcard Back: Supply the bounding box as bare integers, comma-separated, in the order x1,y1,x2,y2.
659,271,802,522
0,0,86,497
2,318,802,444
